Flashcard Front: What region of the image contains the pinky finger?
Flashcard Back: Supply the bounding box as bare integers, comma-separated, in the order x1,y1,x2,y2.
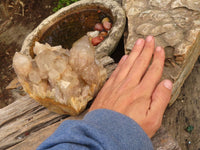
150,79,173,117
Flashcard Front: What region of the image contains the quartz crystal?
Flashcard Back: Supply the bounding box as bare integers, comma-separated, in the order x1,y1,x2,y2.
13,36,107,115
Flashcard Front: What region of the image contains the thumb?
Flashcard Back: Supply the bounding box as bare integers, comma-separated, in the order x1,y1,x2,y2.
150,79,173,116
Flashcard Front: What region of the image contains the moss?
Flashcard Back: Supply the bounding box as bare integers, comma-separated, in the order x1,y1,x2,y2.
53,0,80,12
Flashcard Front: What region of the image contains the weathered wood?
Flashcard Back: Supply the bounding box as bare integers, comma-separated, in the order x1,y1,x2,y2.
152,127,181,150
8,110,87,150
163,61,200,149
0,95,180,150
9,121,61,150
0,96,66,149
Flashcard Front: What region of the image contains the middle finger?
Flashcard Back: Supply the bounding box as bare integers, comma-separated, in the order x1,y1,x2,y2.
124,36,155,87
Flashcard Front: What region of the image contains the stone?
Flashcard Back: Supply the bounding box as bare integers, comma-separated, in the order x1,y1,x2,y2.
28,69,41,84
13,36,107,115
149,0,172,7
171,0,200,11
112,0,122,5
13,52,32,77
122,0,200,105
6,77,21,90
16,0,125,115
69,36,95,72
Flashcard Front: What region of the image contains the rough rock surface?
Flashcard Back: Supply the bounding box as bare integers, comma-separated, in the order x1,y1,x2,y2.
122,0,200,105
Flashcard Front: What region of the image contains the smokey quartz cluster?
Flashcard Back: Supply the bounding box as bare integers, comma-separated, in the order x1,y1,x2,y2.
13,36,107,115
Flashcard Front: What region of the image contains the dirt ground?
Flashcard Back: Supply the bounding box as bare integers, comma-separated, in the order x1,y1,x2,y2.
0,1,199,149
0,0,58,107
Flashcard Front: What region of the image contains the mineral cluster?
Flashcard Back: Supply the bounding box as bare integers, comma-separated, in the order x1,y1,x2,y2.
13,36,107,115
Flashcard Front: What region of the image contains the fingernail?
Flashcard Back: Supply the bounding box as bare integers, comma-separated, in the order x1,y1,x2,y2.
146,36,153,42
122,55,128,61
164,80,173,90
156,46,162,52
136,39,143,45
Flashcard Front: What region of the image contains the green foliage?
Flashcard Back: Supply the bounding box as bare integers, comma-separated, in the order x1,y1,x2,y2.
185,125,194,133
53,0,80,12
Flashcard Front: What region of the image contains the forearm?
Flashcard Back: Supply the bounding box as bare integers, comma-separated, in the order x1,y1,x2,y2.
37,109,153,150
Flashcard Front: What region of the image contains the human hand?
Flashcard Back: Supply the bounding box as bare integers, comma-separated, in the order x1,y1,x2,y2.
89,36,173,138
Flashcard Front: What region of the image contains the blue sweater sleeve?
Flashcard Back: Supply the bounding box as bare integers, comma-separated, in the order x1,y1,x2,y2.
37,109,153,150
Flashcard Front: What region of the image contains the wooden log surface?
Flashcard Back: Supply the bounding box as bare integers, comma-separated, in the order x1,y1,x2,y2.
0,96,64,149
0,94,181,150
0,95,87,150
163,61,200,149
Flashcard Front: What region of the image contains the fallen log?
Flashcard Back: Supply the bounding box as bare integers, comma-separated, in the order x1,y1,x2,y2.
0,94,180,150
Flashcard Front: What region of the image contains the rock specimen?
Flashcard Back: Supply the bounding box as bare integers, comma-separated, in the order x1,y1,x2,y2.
89,17,112,46
13,0,125,115
13,36,107,115
122,0,200,105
